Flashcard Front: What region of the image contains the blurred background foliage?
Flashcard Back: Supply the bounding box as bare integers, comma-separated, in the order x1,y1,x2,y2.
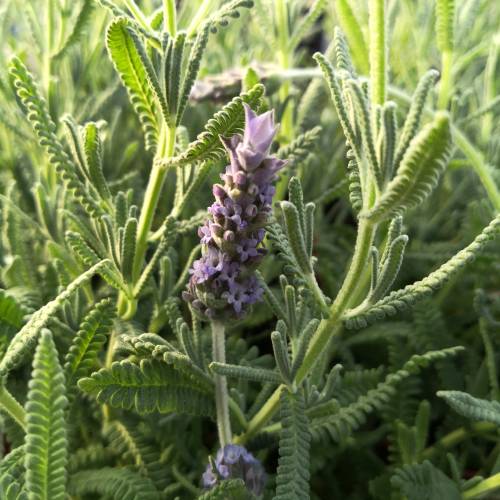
0,0,499,498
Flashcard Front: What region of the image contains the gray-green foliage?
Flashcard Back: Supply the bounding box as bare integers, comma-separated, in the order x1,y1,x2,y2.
0,0,499,499
25,331,68,500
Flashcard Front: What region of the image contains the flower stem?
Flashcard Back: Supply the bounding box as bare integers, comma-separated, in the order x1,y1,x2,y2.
0,385,26,431
212,320,232,447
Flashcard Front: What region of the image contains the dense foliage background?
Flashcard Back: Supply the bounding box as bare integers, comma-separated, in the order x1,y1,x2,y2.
0,0,499,499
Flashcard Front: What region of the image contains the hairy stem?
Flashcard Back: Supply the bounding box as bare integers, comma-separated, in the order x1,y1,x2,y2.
123,0,150,33
239,219,377,442
295,218,377,383
163,0,177,36
438,49,453,109
235,384,283,445
369,0,387,105
212,320,232,447
0,385,26,431
132,124,177,284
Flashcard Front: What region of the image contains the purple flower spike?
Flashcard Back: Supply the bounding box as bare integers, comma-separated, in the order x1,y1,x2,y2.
184,105,285,321
202,445,266,496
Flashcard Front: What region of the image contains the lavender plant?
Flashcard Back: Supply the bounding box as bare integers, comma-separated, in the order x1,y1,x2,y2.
0,0,499,499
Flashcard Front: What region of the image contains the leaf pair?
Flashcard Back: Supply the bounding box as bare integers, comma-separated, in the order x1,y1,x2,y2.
367,216,409,304
106,17,210,151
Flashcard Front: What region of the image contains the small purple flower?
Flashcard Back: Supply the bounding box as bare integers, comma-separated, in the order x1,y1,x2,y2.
184,104,285,320
202,445,266,496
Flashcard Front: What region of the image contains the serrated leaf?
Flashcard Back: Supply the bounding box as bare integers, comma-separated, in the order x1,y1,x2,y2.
78,358,215,417
0,260,110,376
25,330,68,500
83,122,111,201
68,467,160,500
392,461,460,500
166,84,265,166
8,57,103,218
64,299,115,394
363,113,452,222
176,22,210,125
437,391,500,424
106,17,160,152
274,389,310,500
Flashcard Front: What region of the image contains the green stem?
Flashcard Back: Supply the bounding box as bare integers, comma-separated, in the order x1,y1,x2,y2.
234,384,283,445
132,124,176,284
438,49,453,109
305,272,330,316
369,0,387,105
163,0,176,36
276,0,293,142
123,0,151,33
0,385,26,431
295,218,377,384
212,321,232,447
421,421,496,460
463,472,500,499
334,0,370,74
238,218,377,442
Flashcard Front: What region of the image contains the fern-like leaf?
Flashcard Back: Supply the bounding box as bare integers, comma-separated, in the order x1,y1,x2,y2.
0,446,27,500
68,467,160,500
344,214,499,329
391,460,460,500
0,289,28,333
176,22,210,125
0,260,110,376
274,389,310,500
166,84,265,166
25,330,68,500
64,299,115,394
78,358,214,416
8,57,103,217
52,0,95,60
106,18,159,152
289,0,326,51
309,347,463,442
393,70,439,172
363,113,452,222
437,391,500,424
